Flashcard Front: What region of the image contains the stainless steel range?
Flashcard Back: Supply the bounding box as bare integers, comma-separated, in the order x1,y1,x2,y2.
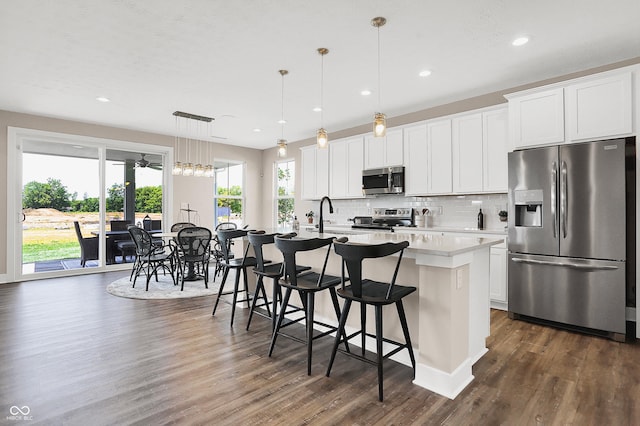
351,208,414,232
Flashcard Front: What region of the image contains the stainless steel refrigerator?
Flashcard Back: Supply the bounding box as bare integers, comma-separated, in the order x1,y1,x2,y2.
507,138,635,341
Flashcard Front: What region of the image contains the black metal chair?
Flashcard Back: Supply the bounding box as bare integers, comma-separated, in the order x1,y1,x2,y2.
73,221,98,267
211,222,238,280
128,226,176,291
246,231,311,332
171,222,196,232
110,220,135,263
174,226,212,291
269,235,348,375
211,229,258,327
327,240,416,401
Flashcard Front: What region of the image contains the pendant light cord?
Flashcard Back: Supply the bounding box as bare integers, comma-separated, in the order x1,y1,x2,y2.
377,24,381,112
281,72,285,139
320,52,324,128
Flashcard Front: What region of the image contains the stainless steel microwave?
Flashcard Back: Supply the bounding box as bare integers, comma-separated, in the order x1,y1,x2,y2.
362,166,405,195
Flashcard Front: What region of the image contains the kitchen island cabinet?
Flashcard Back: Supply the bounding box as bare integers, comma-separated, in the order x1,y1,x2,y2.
262,229,501,399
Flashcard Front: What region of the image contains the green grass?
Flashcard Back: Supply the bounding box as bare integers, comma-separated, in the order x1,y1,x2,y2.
23,242,80,263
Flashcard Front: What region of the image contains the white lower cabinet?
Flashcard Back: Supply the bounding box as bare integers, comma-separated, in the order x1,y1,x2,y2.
489,244,507,310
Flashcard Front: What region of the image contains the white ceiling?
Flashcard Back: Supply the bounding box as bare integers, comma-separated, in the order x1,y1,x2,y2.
1,1,639,150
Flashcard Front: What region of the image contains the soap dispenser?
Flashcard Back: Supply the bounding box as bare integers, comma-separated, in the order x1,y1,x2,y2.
477,209,484,230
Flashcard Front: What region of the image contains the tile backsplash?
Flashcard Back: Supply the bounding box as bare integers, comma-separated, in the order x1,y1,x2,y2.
315,193,508,231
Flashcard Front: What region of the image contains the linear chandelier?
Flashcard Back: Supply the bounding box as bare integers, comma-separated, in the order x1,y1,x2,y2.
172,111,215,177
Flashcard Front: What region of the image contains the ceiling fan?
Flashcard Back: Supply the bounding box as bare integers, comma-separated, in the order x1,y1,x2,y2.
135,154,162,170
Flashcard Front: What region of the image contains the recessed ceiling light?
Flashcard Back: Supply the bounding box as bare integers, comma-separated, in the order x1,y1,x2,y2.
512,36,529,46
313,106,322,112
96,96,110,102
419,70,432,77
277,119,287,124
361,90,372,96
252,128,261,133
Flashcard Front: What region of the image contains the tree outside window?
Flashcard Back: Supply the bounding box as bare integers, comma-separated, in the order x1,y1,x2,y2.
214,162,244,227
276,160,295,230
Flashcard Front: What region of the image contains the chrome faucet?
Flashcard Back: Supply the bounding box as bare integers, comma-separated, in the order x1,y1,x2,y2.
318,196,333,234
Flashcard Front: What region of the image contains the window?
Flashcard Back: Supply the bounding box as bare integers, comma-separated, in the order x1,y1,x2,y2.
214,162,244,228
275,160,295,231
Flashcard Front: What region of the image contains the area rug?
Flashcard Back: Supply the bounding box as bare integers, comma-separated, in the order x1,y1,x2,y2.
106,273,220,300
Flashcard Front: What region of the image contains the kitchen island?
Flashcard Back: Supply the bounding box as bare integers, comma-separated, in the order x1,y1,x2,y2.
261,229,501,399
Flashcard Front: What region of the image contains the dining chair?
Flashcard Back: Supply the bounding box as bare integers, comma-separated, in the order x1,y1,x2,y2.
269,235,348,375
211,228,257,327
327,239,416,401
73,221,99,267
128,226,176,291
174,226,212,290
245,231,311,332
211,222,238,280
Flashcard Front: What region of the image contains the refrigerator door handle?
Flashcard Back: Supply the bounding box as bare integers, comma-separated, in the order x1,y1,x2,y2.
560,161,568,238
551,162,557,238
511,257,619,271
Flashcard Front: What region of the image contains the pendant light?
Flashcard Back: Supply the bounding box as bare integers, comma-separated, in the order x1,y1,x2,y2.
316,48,329,149
277,69,289,157
371,16,387,138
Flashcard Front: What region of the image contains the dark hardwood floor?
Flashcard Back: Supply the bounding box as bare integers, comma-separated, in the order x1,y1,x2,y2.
0,271,638,425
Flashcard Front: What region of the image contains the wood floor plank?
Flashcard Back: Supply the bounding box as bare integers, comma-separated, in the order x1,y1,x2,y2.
0,273,638,425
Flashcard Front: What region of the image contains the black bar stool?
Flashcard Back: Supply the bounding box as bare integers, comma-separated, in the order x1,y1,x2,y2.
269,235,348,375
211,228,257,327
327,239,416,401
246,231,311,332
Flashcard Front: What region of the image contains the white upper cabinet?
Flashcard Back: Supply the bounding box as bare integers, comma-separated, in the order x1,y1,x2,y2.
566,72,633,141
482,108,509,192
364,128,404,169
300,145,329,200
427,119,453,194
507,88,565,149
506,66,637,150
329,136,364,199
452,113,483,193
403,124,428,195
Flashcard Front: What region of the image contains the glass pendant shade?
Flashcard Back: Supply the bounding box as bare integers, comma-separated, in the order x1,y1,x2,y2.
182,162,194,176
317,128,328,149
204,165,214,178
373,112,387,137
194,164,205,177
172,162,183,175
277,139,288,157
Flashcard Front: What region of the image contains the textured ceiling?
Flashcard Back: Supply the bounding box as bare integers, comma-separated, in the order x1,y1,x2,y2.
1,1,639,150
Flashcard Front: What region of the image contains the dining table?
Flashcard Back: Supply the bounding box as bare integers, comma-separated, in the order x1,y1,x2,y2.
91,229,163,264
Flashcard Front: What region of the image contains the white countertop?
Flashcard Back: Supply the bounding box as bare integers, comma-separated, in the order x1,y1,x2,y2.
294,229,502,257
303,224,506,236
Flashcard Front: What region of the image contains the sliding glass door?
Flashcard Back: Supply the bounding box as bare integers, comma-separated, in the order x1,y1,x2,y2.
8,127,171,281
21,142,101,273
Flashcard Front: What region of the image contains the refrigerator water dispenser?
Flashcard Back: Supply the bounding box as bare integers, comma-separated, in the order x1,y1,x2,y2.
514,189,543,227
